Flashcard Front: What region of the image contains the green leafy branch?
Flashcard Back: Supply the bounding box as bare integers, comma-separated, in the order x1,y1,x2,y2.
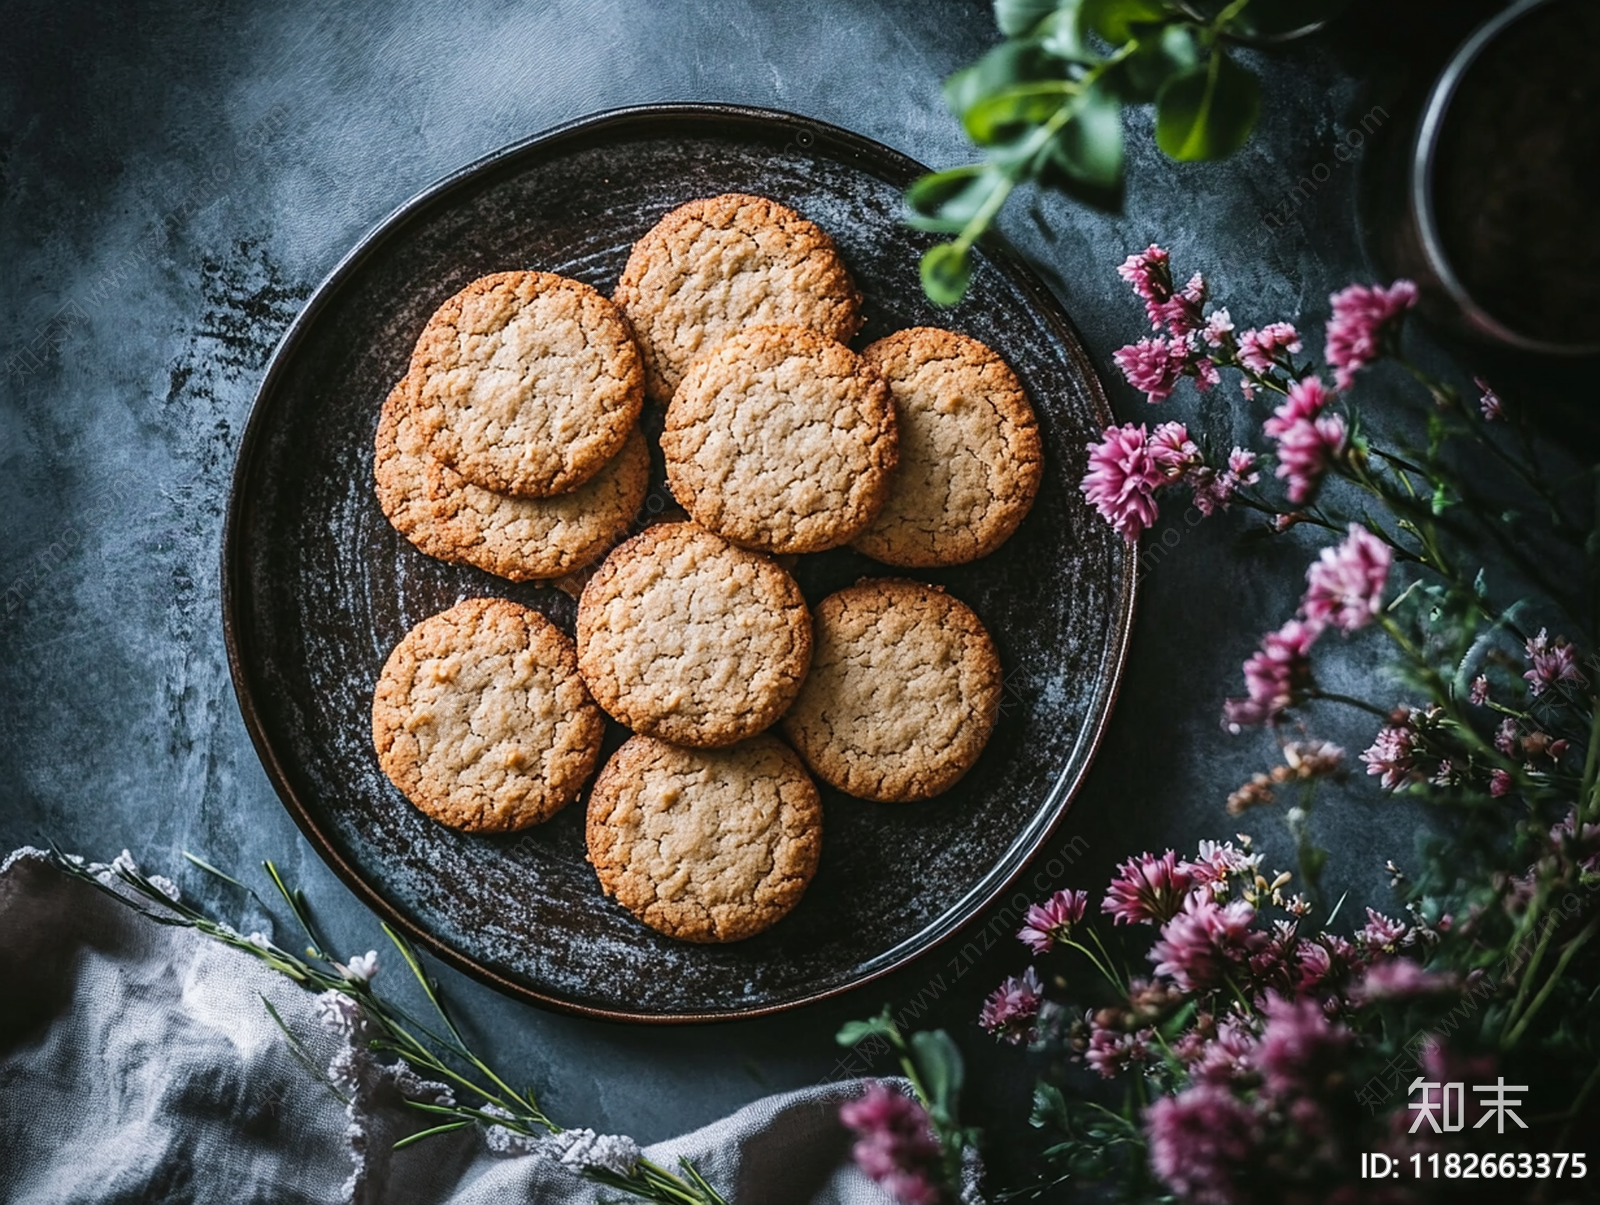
911,0,1345,303
46,848,728,1205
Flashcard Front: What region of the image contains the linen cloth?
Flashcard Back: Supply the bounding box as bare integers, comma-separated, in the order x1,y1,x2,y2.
0,848,901,1205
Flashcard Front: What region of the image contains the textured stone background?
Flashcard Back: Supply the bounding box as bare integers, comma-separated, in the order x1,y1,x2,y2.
0,0,1533,1188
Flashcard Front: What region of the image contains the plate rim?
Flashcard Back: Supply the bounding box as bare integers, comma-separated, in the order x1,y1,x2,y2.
221,101,1138,1024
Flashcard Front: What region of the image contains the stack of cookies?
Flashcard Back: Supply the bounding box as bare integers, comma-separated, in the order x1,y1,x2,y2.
371,192,1043,945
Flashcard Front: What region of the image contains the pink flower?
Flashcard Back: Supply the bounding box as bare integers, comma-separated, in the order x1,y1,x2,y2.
1117,244,1172,303
1324,279,1418,389
1352,958,1455,1003
1263,375,1345,503
1189,447,1259,517
1113,336,1188,403
1203,308,1234,348
1475,376,1503,421
1102,850,1200,925
1294,934,1355,993
1495,717,1519,755
1523,629,1587,696
1489,769,1512,797
1301,523,1392,633
1360,907,1413,954
1360,715,1420,789
1470,674,1489,706
979,966,1043,1044
1236,322,1302,373
1149,420,1200,469
1080,423,1167,542
1189,1016,1259,1085
1150,272,1207,335
1257,993,1351,1099
1149,895,1264,992
1223,619,1319,729
1085,1024,1153,1078
1187,839,1260,887
1551,808,1600,874
840,1081,944,1205
1145,1084,1260,1205
1017,888,1089,954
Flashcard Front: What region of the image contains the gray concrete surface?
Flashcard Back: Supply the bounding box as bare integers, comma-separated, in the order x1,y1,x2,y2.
0,0,1531,1189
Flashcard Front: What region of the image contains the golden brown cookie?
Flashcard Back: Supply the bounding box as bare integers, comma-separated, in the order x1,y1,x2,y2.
575,522,811,746
613,193,863,404
374,376,456,560
851,328,1042,567
372,599,604,832
781,579,1002,802
375,379,650,580
586,734,823,942
661,324,897,554
410,271,643,497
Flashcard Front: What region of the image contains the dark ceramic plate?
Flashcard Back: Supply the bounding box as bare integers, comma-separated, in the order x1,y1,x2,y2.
223,104,1135,1022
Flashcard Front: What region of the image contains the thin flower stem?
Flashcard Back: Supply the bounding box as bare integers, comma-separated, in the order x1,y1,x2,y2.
1581,705,1600,824
1066,935,1122,992
1307,689,1390,718
1504,915,1600,1048
391,1120,472,1150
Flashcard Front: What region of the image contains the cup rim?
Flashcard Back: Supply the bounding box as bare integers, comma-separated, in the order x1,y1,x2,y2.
1410,0,1600,357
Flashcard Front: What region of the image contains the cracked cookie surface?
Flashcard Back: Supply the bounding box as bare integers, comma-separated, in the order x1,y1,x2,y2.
410,271,643,497
613,192,863,404
375,378,650,580
576,522,811,746
781,579,1001,802
661,324,897,554
372,598,604,831
586,734,822,942
851,327,1042,567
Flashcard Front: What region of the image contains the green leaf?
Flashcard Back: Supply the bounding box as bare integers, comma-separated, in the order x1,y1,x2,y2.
1219,0,1349,39
944,40,1058,118
906,165,1007,233
909,1029,965,1117
994,0,1061,36
1030,1082,1070,1129
1036,4,1094,60
1045,81,1123,188
836,1011,898,1047
921,243,973,306
1079,0,1169,43
1103,22,1197,103
963,80,1077,145
1154,51,1260,160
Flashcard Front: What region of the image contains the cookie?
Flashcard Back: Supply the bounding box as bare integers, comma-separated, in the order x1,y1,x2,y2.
781,579,1002,802
375,379,650,579
851,328,1043,567
374,376,456,561
372,599,604,832
586,734,822,942
661,324,897,554
426,426,651,582
613,193,863,404
576,522,811,746
410,271,644,497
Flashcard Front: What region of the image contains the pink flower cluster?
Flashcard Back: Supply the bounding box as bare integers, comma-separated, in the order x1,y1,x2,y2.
1261,375,1345,503
1113,245,1222,402
979,966,1043,1045
1080,421,1255,542
1236,322,1302,374
1524,629,1587,696
1222,619,1317,729
1324,280,1418,389
1302,524,1392,633
840,1081,945,1205
1017,888,1088,954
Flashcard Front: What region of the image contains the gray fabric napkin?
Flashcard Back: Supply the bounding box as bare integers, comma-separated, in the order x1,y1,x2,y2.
0,848,900,1205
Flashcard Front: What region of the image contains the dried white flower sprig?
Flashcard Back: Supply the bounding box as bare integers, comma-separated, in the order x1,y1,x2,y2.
50,846,729,1205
